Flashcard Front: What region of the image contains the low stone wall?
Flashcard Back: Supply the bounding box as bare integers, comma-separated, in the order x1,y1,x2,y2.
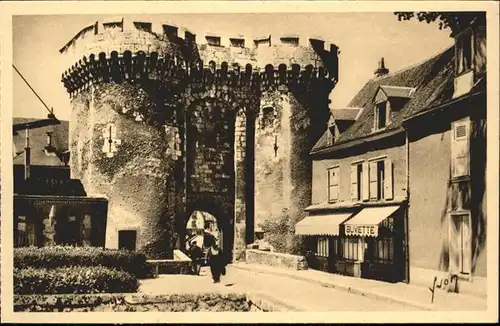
246,249,308,270
147,250,191,275
13,292,292,312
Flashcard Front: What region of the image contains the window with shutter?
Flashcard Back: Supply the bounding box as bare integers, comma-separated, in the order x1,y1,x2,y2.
369,161,378,200
350,165,358,200
362,161,370,201
328,166,340,202
451,119,470,178
384,160,394,200
351,163,365,201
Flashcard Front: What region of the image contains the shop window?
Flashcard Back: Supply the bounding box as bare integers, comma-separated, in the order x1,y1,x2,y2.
16,216,38,247
316,237,329,257
369,158,393,201
449,213,472,276
373,237,394,264
118,230,137,251
327,166,340,202
374,101,389,130
451,118,471,178
456,29,473,75
341,238,360,261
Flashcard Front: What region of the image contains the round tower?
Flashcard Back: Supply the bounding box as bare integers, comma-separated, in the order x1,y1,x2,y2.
60,17,339,260
60,18,189,258
253,35,339,250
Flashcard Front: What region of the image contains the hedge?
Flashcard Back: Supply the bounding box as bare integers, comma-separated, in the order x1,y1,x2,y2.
14,246,152,278
14,266,139,295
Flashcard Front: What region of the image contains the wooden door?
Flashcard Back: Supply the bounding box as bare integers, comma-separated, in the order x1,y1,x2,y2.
118,230,137,251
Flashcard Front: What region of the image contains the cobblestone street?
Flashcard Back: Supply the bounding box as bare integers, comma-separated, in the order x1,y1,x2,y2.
139,266,419,311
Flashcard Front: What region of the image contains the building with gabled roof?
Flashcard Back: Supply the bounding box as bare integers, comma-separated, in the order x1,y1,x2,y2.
297,13,487,297
13,116,108,248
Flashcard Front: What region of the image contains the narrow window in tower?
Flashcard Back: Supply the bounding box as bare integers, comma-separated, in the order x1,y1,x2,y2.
261,106,275,129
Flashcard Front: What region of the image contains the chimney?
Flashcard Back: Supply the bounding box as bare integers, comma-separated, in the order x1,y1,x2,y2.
46,132,53,146
24,128,31,180
374,57,389,77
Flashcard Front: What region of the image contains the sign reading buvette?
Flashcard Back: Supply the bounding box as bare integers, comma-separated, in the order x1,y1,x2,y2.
345,224,378,237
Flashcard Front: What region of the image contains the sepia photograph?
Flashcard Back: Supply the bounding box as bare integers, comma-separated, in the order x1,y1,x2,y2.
0,1,498,323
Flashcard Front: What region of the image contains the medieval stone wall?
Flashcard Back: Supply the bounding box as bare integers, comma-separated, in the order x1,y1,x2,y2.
60,17,339,259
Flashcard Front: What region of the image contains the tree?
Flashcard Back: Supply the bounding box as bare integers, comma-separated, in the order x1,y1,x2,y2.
394,12,486,35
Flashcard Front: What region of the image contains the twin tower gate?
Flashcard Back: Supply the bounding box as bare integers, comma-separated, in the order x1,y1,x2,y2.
60,18,339,260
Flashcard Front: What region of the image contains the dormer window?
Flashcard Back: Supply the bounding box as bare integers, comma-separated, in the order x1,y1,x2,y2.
453,27,476,99
375,101,389,130
328,124,336,145
456,28,473,76
326,115,337,146
372,85,414,132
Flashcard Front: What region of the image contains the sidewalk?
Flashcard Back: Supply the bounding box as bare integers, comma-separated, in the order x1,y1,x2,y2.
229,262,488,311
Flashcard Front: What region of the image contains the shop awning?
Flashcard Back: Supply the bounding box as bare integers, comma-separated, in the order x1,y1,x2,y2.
295,212,353,236
344,205,400,237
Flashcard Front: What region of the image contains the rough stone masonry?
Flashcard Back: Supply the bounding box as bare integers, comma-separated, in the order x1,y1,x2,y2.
59,17,339,260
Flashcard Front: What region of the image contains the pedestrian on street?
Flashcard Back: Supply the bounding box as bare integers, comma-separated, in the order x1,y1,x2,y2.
207,243,225,283
188,241,203,275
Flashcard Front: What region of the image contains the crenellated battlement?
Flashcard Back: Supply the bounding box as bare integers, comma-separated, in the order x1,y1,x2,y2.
60,17,340,96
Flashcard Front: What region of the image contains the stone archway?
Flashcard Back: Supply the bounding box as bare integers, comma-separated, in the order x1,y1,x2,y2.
182,97,237,262
184,202,233,263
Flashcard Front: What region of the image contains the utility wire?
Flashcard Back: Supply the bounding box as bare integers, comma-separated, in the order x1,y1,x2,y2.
13,64,55,117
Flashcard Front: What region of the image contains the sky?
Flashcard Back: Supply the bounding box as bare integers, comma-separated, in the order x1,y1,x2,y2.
13,12,454,121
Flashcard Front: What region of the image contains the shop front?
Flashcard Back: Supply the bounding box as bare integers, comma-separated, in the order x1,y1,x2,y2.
342,205,405,283
295,204,407,283
295,211,355,273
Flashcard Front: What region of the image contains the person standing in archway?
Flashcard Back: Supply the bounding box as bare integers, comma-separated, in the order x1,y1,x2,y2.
207,242,225,283
188,241,203,275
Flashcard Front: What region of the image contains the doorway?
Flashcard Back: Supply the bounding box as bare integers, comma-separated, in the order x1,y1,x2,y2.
450,213,472,276
118,230,137,251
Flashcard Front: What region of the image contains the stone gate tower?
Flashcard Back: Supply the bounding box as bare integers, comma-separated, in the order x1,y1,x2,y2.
60,18,339,260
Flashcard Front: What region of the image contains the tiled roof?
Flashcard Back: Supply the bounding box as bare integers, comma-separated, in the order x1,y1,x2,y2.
13,117,69,166
331,108,361,121
312,46,456,153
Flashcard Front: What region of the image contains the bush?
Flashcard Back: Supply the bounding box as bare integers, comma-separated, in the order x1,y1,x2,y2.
14,266,139,295
261,209,307,255
14,246,152,278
